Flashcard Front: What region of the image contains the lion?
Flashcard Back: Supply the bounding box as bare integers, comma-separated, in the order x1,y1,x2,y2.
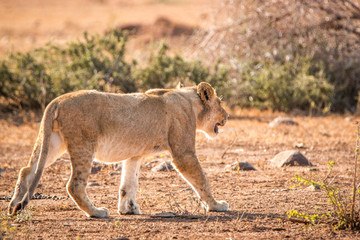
8,82,229,218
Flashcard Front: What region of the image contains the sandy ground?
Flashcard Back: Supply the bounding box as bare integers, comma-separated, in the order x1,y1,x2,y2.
1,0,360,239
1,110,360,239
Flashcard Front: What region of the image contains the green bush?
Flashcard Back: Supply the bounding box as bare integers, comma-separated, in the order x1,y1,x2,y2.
0,30,227,109
0,52,51,109
0,28,342,114
134,44,229,90
41,30,137,95
0,30,137,108
229,55,334,113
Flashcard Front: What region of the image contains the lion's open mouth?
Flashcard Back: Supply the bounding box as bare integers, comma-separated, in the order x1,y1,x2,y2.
214,123,222,134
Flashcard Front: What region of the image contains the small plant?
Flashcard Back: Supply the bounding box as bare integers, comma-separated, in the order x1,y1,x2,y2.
287,122,360,229
286,209,331,226
0,209,32,239
114,221,121,228
0,220,18,240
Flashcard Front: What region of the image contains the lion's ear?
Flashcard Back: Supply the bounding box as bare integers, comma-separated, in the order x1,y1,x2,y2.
176,82,184,89
197,82,215,104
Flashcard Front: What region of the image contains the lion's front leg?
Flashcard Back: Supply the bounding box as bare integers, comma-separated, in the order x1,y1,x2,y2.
118,157,141,215
172,153,229,212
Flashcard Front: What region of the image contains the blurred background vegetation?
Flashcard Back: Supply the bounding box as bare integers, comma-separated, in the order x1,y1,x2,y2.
1,0,360,114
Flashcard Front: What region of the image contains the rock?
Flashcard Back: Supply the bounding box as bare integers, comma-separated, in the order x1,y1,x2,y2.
307,184,321,191
87,182,101,187
269,117,298,128
113,163,122,171
294,143,304,149
271,150,312,167
143,160,161,169
306,167,319,172
151,161,175,172
0,167,5,174
109,171,121,176
345,116,354,122
150,211,179,218
91,165,102,174
227,161,256,171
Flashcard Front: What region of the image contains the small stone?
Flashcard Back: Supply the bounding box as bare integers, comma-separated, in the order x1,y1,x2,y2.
294,143,304,149
151,161,175,172
150,211,179,218
143,160,161,169
91,165,102,174
269,117,298,128
271,150,312,167
0,167,5,174
113,164,122,171
227,161,256,171
306,168,319,172
109,171,121,176
179,188,192,192
32,192,42,199
307,184,321,191
87,182,101,187
345,116,354,122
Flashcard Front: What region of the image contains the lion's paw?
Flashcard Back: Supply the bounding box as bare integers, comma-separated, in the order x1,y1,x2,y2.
208,200,229,212
89,207,110,218
118,199,141,215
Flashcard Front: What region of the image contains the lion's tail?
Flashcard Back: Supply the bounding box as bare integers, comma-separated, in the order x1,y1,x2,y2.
9,101,59,214
27,101,59,200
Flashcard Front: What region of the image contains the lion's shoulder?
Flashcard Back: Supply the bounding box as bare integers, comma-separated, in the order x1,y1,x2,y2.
145,89,175,96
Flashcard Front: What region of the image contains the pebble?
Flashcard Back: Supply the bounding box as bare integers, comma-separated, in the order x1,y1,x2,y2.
271,150,312,167
269,117,299,128
151,161,175,172
227,161,256,171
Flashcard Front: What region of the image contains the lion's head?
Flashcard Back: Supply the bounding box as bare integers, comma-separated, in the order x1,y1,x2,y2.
196,82,229,138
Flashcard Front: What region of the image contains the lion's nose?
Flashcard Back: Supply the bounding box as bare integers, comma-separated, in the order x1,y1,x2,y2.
221,114,228,126
224,110,229,121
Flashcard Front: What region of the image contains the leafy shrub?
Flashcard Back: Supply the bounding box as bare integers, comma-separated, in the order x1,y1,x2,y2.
134,43,229,90
41,30,137,95
0,52,51,109
0,29,136,109
0,30,227,109
234,55,334,113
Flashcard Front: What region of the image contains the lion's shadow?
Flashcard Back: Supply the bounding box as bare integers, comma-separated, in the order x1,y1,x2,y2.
59,210,284,223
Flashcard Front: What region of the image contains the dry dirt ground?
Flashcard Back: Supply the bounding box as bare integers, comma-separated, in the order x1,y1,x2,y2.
1,0,360,239
1,110,360,239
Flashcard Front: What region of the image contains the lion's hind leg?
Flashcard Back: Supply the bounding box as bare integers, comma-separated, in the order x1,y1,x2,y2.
8,132,65,215
66,145,109,218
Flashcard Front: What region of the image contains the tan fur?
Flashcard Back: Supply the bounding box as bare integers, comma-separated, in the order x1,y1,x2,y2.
8,82,229,218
